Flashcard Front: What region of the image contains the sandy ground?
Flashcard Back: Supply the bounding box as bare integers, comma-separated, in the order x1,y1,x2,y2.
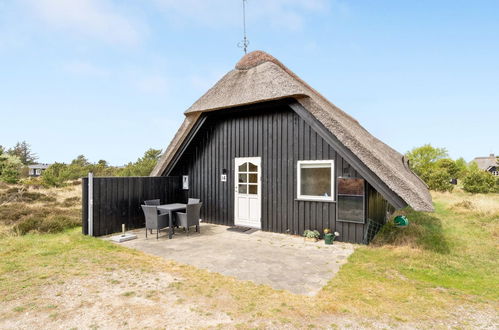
1,266,497,329
0,269,232,329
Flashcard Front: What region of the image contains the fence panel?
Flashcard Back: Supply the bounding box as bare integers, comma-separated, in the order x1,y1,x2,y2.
82,176,182,236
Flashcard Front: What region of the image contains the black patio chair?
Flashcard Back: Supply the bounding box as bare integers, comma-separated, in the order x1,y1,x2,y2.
141,205,173,239
176,203,202,235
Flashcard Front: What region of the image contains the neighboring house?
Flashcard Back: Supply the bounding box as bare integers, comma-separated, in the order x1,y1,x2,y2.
28,163,50,177
151,51,433,244
472,154,499,176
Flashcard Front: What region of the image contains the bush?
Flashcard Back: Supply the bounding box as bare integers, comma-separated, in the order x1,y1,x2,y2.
462,170,496,193
61,196,81,207
0,202,80,234
14,214,80,235
42,162,71,187
118,148,162,177
423,168,453,192
0,153,22,184
371,208,449,253
0,187,56,204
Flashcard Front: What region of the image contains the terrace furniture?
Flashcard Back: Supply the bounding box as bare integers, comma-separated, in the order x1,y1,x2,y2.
176,203,202,235
141,205,172,239
188,198,200,204
144,199,161,206
157,203,187,239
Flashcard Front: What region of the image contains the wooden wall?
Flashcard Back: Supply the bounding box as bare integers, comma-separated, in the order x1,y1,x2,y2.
82,176,181,236
170,103,373,243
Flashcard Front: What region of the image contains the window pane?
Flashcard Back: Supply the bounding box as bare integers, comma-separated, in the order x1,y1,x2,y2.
238,173,247,183
300,166,331,197
238,163,248,172
338,178,364,195
338,195,364,222
238,184,247,194
248,184,257,194
248,162,257,172
249,173,257,183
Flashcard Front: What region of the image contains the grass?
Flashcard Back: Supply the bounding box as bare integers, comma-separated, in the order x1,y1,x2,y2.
0,184,81,235
0,185,497,327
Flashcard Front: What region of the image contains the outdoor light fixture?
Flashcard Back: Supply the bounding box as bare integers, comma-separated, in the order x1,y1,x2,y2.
221,169,227,182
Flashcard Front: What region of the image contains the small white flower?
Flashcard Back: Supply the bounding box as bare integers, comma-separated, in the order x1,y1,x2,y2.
334,232,340,236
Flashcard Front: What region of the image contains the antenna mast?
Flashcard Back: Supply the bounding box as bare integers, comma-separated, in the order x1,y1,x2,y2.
238,0,249,54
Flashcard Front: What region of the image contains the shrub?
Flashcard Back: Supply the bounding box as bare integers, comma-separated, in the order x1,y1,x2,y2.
0,154,22,184
14,214,80,235
0,203,37,225
61,196,81,207
41,163,71,187
303,230,321,239
372,208,449,253
20,177,47,189
424,168,453,192
118,149,162,177
0,187,55,204
462,170,495,193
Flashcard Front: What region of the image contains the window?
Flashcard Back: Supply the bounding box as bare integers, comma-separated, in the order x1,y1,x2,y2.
297,160,334,201
337,177,365,223
238,161,259,195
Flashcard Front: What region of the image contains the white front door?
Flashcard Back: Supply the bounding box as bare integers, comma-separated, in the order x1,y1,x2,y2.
234,157,261,228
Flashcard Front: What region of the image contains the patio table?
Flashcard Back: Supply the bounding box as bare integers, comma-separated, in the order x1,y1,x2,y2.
157,203,187,239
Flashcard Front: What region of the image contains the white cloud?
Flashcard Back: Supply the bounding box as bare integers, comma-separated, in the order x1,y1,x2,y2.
24,0,142,45
63,60,109,76
136,75,169,94
152,0,331,30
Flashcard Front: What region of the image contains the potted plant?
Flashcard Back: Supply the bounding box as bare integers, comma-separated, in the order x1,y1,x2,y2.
303,229,320,242
324,229,340,245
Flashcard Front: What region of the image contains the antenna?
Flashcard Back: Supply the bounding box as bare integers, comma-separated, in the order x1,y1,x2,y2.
237,0,249,54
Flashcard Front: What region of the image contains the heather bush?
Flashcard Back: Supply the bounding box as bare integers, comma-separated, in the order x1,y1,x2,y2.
462,170,496,193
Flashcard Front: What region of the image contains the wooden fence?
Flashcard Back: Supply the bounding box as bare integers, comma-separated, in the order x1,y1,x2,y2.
82,176,183,236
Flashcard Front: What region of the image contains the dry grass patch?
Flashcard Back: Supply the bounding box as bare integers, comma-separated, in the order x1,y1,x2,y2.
0,184,81,235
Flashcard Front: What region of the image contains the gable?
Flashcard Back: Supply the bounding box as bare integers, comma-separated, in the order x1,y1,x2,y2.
152,51,433,212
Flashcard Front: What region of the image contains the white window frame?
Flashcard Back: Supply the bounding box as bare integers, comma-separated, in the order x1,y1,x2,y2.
297,160,335,202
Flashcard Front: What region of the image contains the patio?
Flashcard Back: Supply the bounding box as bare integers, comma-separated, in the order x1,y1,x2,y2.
107,223,356,296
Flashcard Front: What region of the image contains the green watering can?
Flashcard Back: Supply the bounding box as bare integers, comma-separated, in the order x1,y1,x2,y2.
394,215,409,227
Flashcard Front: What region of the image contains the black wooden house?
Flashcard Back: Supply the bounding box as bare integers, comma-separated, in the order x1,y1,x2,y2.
151,51,433,244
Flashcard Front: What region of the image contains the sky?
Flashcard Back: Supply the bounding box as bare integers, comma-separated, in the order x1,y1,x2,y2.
0,0,498,165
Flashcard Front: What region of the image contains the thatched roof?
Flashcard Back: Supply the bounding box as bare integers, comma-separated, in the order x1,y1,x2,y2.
152,51,434,212
472,154,498,170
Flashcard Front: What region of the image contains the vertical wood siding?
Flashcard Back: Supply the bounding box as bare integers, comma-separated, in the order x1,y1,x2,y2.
82,176,181,236
169,103,383,243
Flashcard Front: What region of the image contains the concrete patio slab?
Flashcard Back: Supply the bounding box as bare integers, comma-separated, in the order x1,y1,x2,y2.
106,223,356,296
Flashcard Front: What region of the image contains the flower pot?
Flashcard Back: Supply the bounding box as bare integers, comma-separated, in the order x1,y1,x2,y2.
324,233,334,245
304,237,318,242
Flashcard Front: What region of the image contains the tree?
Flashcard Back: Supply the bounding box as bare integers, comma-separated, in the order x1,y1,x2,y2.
425,168,453,192
71,155,90,167
0,153,22,184
435,158,460,179
42,163,71,187
118,149,162,177
462,169,495,193
454,157,469,179
7,141,38,165
405,144,448,177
